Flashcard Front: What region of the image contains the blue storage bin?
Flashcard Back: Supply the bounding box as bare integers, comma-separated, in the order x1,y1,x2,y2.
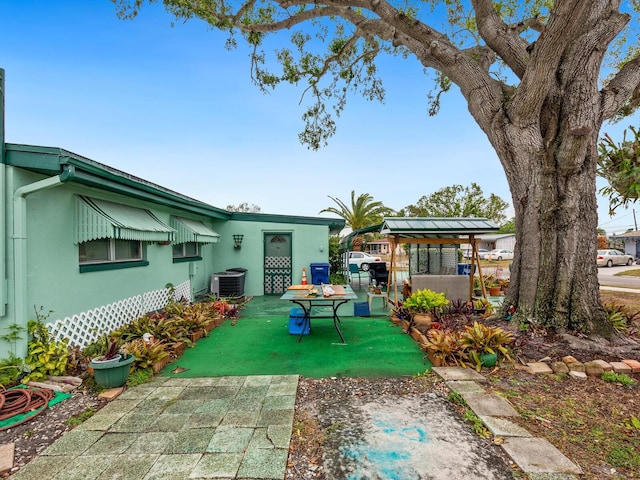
310,262,330,285
457,263,474,275
354,301,370,317
288,308,310,335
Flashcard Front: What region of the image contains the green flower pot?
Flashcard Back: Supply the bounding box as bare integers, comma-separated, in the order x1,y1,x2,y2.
90,354,135,388
479,352,498,368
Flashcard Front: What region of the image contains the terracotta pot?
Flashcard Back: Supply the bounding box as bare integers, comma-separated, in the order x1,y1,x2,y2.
152,356,170,374
409,327,427,344
426,350,444,367
412,313,433,328
488,286,502,296
171,341,186,357
189,331,204,343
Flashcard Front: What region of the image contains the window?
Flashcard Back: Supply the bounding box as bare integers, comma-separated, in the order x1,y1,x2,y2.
79,239,142,264
173,242,200,259
79,239,148,272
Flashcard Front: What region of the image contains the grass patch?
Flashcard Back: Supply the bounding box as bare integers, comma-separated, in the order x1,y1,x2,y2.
614,269,640,277
602,371,637,386
66,406,97,428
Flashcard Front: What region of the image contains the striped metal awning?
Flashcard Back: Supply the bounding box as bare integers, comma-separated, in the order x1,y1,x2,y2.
75,195,175,244
170,216,220,244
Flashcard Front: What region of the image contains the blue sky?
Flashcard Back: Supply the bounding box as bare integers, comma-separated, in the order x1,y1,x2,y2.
1,1,639,234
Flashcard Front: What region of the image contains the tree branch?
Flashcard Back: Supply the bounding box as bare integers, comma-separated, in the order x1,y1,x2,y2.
601,55,640,119
471,0,530,79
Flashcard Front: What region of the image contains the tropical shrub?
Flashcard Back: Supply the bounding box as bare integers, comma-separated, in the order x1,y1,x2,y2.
403,289,449,314
23,310,69,383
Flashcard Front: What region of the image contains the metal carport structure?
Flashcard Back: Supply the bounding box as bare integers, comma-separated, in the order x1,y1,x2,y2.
379,217,500,303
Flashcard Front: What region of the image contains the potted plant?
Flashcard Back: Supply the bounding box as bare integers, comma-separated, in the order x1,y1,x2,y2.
482,274,502,296
402,289,449,328
458,321,514,371
90,337,122,364
88,337,135,388
472,276,483,297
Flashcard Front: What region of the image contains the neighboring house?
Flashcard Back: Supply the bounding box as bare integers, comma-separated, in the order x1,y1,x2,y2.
0,76,344,359
461,233,516,252
609,231,640,260
365,238,404,257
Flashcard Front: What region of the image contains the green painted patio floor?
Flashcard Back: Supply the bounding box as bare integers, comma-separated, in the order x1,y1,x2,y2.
163,292,431,378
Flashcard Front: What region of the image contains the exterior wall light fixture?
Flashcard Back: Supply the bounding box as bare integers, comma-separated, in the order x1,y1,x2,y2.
233,234,244,249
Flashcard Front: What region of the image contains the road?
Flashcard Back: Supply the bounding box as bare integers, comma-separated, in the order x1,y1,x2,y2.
480,263,640,291
597,264,640,290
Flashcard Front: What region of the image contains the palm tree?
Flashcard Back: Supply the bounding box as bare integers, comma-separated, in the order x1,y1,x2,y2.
319,191,394,250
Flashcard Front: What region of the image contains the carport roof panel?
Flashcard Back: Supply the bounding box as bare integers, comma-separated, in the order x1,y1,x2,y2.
381,217,499,236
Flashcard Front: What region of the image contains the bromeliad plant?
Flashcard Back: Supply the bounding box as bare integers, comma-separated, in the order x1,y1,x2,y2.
422,329,467,367
458,321,515,371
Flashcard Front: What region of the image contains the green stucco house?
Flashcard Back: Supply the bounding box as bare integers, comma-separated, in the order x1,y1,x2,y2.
0,69,344,359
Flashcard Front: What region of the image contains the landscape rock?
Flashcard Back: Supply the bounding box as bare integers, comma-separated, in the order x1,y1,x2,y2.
583,361,604,377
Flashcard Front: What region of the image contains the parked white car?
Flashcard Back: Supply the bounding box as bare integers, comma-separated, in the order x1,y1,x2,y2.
346,251,383,271
597,249,635,267
462,248,490,260
486,249,514,261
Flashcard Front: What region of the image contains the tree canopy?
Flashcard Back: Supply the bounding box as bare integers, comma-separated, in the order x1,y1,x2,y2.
226,202,262,212
598,125,640,215
400,183,509,224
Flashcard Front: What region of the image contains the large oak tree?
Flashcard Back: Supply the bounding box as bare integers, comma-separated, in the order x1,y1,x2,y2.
115,0,640,337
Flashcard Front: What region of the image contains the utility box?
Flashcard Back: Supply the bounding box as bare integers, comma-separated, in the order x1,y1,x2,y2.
309,262,330,285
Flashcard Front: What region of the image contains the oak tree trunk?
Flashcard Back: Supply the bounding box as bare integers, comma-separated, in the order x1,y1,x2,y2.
482,103,612,336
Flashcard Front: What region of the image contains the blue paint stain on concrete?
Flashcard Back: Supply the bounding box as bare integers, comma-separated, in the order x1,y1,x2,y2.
340,414,431,479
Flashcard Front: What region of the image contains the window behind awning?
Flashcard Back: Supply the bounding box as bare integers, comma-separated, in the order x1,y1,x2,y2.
75,195,175,244
170,216,220,244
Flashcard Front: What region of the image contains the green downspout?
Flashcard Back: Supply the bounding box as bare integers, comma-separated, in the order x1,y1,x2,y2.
13,165,75,357
1,68,6,317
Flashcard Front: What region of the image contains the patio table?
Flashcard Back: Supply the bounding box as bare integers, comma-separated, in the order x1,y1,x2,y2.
280,284,358,344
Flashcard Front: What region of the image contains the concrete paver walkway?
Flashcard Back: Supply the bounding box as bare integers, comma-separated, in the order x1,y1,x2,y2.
9,368,586,479
11,375,298,480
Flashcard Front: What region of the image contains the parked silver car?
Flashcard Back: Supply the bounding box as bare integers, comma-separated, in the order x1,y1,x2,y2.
596,249,635,267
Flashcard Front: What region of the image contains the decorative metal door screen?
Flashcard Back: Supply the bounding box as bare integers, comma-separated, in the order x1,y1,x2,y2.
264,233,292,294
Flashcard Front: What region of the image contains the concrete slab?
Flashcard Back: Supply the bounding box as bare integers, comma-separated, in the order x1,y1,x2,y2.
445,380,486,395
318,393,516,479
478,415,532,437
462,393,520,417
527,474,580,480
501,437,583,474
237,447,289,479
432,366,487,382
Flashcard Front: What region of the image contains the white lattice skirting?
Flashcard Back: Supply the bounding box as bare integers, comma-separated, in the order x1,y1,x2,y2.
46,280,192,348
